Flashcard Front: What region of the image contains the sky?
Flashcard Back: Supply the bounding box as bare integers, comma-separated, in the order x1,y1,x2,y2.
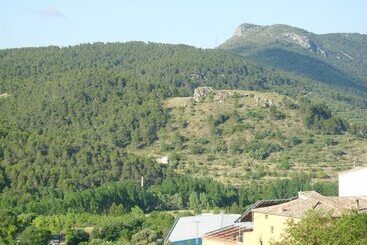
1,0,367,49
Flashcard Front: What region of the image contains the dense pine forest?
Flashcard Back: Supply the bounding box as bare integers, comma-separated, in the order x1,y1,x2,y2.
0,42,366,244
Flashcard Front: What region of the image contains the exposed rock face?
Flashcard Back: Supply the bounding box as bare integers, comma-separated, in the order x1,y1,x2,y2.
0,93,10,98
229,23,329,56
233,23,260,37
193,87,214,102
284,32,313,49
263,98,274,108
283,32,325,55
214,91,233,103
193,87,236,103
254,95,277,107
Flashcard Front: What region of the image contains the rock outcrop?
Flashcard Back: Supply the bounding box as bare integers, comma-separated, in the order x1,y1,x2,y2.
282,32,326,55
193,87,214,102
0,93,10,98
233,23,260,37
214,91,233,103
193,87,236,103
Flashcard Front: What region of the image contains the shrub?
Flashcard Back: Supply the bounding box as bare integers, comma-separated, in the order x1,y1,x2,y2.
287,136,302,147
325,138,338,145
332,149,346,157
130,229,158,245
190,144,205,155
214,114,230,126
246,140,283,160
94,222,125,242
304,103,347,134
214,140,228,153
206,155,216,161
19,226,51,245
229,141,242,155
279,160,292,170
269,106,286,120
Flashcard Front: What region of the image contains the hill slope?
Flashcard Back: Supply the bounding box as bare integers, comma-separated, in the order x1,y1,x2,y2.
134,88,367,186
0,41,366,243
219,23,367,92
0,42,366,205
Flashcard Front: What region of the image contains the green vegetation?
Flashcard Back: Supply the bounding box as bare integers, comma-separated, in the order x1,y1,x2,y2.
272,211,367,245
0,42,365,199
147,89,366,186
66,229,90,245
19,226,51,245
0,174,337,244
305,103,347,134
0,41,366,243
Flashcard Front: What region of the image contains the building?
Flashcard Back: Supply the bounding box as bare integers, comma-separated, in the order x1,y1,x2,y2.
242,191,367,245
157,156,169,164
203,222,253,245
165,213,240,245
203,191,367,245
339,167,367,197
202,198,294,245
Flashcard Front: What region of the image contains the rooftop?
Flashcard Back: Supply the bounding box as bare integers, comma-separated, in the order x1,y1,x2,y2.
235,197,296,223
203,222,253,243
166,213,240,242
338,166,367,175
253,191,367,219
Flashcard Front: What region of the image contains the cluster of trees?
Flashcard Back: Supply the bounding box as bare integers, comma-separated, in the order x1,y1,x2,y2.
273,211,367,245
1,174,337,216
0,173,337,244
0,153,166,209
304,103,347,134
0,207,174,244
301,100,367,138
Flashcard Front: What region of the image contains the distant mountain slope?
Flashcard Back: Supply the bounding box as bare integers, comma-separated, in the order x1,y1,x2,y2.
219,23,367,91
0,42,366,207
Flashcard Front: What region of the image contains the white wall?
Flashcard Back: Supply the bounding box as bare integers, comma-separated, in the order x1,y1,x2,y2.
339,168,367,197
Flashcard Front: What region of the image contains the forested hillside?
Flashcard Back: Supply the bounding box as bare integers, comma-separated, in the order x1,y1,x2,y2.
0,42,366,243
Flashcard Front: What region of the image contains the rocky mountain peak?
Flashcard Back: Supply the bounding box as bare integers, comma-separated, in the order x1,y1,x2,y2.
233,23,260,37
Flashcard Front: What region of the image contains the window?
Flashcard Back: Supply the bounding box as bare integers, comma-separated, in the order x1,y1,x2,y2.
271,226,274,233
265,214,268,219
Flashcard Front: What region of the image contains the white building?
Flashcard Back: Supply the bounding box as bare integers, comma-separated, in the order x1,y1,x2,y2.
165,213,240,244
157,156,169,164
339,167,367,197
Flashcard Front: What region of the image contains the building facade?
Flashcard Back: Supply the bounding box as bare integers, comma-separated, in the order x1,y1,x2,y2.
203,191,367,245
339,167,367,197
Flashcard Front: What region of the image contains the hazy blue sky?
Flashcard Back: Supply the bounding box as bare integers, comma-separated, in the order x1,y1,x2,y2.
1,0,367,49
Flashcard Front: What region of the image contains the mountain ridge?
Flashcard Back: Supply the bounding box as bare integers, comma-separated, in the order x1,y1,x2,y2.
219,23,367,91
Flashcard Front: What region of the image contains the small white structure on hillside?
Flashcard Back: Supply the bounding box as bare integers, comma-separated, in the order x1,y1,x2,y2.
157,156,169,164
339,167,367,197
